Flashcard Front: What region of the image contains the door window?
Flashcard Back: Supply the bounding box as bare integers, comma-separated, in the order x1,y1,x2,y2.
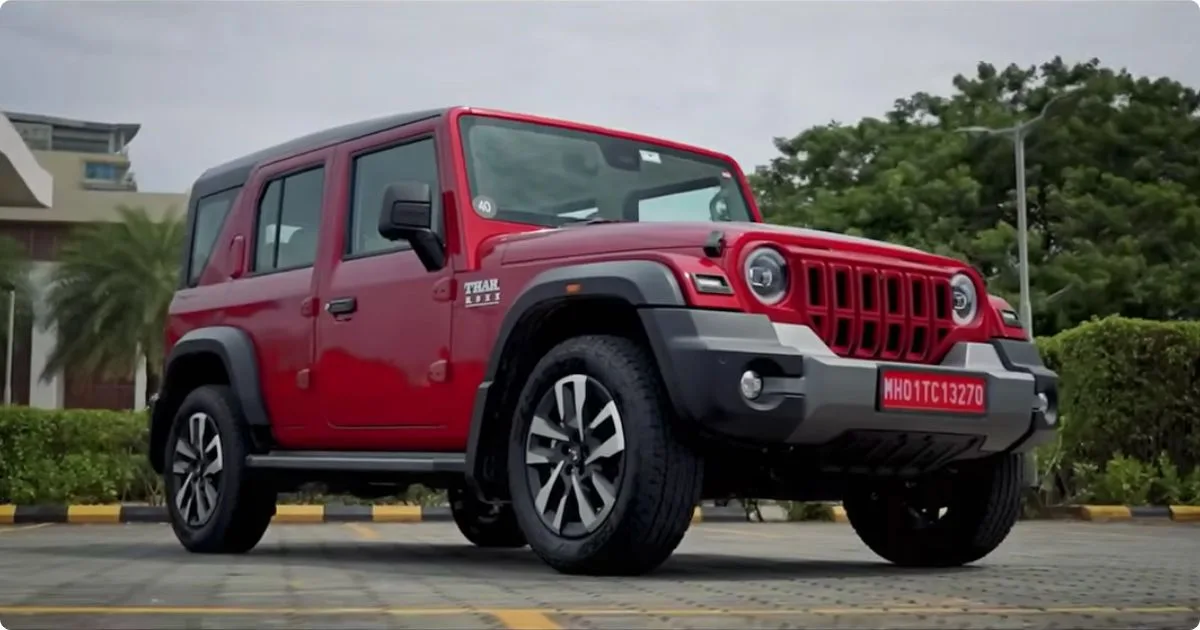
346,138,440,257
253,166,325,272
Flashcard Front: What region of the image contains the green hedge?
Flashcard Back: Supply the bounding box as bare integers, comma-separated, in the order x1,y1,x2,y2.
1033,316,1200,506
0,407,449,505
2,314,1198,507
0,408,159,505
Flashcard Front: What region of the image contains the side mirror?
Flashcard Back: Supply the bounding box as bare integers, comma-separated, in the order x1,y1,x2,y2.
378,181,445,271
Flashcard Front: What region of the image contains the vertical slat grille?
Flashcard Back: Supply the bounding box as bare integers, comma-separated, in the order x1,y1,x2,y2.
793,254,958,364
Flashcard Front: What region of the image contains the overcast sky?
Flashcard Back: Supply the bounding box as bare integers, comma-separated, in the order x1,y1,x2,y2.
1,0,1197,194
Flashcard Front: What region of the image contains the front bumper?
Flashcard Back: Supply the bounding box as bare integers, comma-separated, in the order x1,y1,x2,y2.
642,308,1058,456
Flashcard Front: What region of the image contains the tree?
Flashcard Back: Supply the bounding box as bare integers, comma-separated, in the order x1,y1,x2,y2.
750,57,1200,336
41,206,184,406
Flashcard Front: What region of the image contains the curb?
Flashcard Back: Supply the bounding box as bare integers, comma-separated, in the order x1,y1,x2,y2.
1,504,1197,525
1046,505,1200,522
0,504,770,525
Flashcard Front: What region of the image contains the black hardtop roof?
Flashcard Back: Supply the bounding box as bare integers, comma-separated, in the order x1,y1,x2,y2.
191,107,451,199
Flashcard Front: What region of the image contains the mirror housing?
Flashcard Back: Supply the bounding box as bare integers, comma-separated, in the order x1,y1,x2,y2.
377,181,445,271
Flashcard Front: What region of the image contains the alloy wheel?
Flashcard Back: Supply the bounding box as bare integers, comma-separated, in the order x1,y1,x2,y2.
524,374,626,538
171,412,224,528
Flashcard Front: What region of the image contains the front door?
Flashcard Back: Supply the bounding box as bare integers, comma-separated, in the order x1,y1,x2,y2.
314,122,453,429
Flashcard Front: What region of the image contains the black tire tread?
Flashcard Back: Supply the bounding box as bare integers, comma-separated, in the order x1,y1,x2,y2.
510,334,701,575
165,385,275,554
844,453,1023,567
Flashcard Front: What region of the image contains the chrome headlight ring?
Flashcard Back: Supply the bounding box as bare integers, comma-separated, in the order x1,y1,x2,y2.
743,247,789,306
950,272,979,325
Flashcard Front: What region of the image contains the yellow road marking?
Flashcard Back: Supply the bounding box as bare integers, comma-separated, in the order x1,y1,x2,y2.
0,523,51,535
492,609,562,629
558,606,1200,616
0,606,468,616
0,605,1194,617
344,523,380,540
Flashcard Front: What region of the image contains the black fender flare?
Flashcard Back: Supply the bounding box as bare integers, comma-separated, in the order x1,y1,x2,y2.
148,326,270,472
464,260,687,497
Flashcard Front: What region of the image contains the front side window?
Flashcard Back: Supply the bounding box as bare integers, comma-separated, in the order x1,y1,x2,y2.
187,187,239,286
459,115,753,228
253,166,325,272
347,138,440,257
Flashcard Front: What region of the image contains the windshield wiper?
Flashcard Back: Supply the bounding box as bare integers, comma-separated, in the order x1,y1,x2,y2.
561,217,625,226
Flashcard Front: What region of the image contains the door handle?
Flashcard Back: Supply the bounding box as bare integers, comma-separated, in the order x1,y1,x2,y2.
326,297,357,316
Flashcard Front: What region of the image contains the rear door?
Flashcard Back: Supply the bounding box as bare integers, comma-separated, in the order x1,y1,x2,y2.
314,119,454,430
222,149,333,435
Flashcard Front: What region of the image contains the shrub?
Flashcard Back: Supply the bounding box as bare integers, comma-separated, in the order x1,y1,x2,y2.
0,406,448,506
783,501,834,522
0,407,158,504
1039,316,1200,482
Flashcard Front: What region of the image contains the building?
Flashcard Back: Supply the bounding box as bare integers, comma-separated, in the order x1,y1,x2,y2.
0,111,186,411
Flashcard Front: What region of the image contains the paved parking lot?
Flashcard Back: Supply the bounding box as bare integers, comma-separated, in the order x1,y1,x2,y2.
0,519,1197,629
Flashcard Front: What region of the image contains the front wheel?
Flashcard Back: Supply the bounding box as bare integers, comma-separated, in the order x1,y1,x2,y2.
163,385,276,554
843,453,1023,567
507,335,702,576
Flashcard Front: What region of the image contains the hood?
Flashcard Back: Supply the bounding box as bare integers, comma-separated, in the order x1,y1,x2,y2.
493,221,967,269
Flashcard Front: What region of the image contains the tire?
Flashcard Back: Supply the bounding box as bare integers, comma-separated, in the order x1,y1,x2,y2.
843,453,1023,567
506,334,702,575
449,484,527,548
163,385,276,554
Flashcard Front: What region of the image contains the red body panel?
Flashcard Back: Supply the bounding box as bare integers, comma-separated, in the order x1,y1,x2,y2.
167,106,1013,453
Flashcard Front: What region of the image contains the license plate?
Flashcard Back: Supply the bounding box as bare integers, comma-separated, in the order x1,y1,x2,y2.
878,370,987,414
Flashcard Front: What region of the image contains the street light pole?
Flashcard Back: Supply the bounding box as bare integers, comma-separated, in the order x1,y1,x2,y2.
1012,128,1032,340
955,88,1081,339
3,285,13,406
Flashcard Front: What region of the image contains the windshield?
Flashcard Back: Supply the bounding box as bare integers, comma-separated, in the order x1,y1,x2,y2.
459,115,755,228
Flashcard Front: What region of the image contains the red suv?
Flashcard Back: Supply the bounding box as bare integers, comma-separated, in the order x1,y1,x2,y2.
149,106,1057,575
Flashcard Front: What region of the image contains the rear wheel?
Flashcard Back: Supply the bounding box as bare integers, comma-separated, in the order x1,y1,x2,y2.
507,335,702,575
843,453,1023,567
163,385,276,554
449,484,526,548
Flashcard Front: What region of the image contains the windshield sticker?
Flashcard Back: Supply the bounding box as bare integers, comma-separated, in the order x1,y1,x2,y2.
472,195,498,219
721,171,732,179
639,150,662,164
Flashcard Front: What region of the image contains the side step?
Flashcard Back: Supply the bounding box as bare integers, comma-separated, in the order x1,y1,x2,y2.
246,451,466,473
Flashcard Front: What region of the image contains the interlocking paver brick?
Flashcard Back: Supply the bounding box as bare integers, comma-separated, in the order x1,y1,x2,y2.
0,520,1196,629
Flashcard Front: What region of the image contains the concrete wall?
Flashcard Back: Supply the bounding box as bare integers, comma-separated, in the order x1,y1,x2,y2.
0,113,53,209
0,150,185,224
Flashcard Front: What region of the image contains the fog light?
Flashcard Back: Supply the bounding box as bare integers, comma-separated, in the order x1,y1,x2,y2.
1036,392,1057,426
740,370,763,400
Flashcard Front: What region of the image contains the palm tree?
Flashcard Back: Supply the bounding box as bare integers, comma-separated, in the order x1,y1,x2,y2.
41,205,184,407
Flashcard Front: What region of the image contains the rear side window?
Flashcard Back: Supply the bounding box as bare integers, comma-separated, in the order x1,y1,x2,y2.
187,187,239,286
253,166,325,272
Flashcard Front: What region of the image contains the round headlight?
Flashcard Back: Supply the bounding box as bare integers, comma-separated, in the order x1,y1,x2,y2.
744,247,789,305
950,273,978,325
